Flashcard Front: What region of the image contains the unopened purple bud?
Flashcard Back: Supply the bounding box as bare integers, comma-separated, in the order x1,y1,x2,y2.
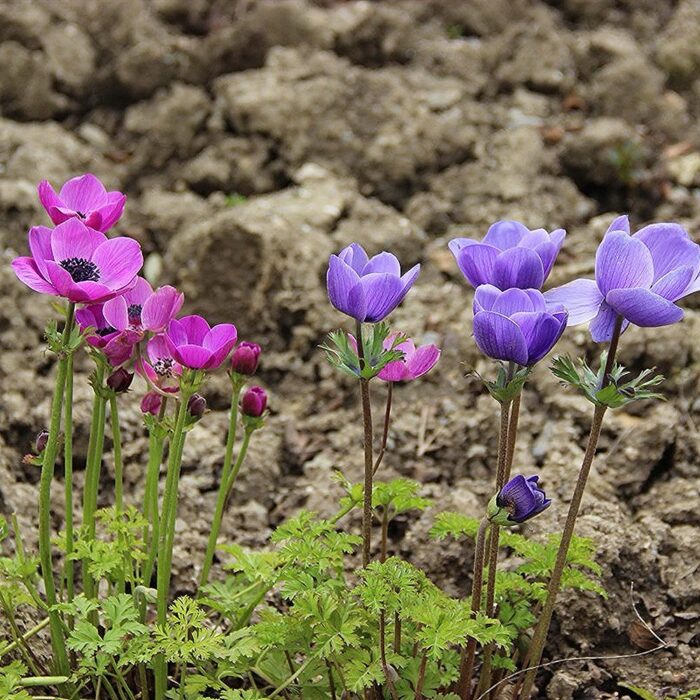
241,386,267,418
141,391,162,415
36,430,49,453
187,393,207,418
231,342,261,376
107,368,134,393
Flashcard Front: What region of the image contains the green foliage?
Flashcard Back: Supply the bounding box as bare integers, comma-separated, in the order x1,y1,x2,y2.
0,662,32,700
552,353,664,408
619,683,700,700
477,364,532,404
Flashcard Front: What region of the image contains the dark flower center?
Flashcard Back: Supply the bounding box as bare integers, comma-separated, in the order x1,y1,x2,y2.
76,211,86,219
128,304,143,325
96,326,116,337
153,358,174,376
60,257,100,283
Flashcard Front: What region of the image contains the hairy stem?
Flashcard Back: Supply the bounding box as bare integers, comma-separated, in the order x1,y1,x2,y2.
63,352,75,612
393,613,401,655
373,382,393,475
380,611,399,700
504,393,521,482
38,303,74,675
455,516,490,699
356,320,374,568
415,652,428,699
109,395,126,594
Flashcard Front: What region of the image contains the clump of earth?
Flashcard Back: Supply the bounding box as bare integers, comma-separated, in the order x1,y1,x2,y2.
1,0,699,696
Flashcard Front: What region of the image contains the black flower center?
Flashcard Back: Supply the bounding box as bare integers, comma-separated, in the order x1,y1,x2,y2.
153,358,174,377
96,326,116,337
60,257,100,283
128,304,143,325
76,211,86,219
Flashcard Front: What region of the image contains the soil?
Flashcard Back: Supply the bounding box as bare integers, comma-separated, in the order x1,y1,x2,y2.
1,0,700,697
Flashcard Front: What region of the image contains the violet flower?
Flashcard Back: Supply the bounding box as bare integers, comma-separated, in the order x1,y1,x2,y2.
488,474,551,525
12,219,142,304
449,220,565,290
38,173,126,232
544,216,700,342
327,243,420,322
165,315,237,370
472,285,567,366
377,334,441,382
136,334,182,392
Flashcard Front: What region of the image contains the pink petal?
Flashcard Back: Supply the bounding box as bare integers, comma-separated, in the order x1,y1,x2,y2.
170,342,214,369
165,319,188,347
11,257,57,295
93,192,127,232
147,334,174,363
141,285,184,332
37,181,64,225
178,315,211,344
405,344,440,379
124,277,153,306
28,226,54,279
378,359,409,382
102,295,130,331
91,237,143,289
50,219,107,263
58,173,108,211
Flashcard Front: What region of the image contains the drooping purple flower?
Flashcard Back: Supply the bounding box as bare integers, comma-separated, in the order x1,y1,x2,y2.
472,285,567,366
12,219,142,304
377,334,441,382
231,342,261,376
140,391,163,415
187,393,207,418
38,173,126,232
449,221,566,291
327,243,420,323
241,386,267,417
165,315,238,371
136,334,182,392
490,474,551,524
76,303,118,349
107,367,134,393
544,216,700,342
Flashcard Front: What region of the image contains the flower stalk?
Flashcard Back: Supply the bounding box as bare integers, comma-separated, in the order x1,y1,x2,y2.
62,352,75,609
356,320,374,568
373,382,393,476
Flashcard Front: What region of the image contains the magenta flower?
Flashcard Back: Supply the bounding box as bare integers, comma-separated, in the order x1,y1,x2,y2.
76,304,118,349
473,286,567,366
327,243,420,322
231,342,261,376
544,216,700,342
136,334,182,392
12,219,142,304
377,334,441,382
103,278,183,335
38,173,126,232
449,221,565,291
241,386,267,417
141,391,163,415
164,315,237,370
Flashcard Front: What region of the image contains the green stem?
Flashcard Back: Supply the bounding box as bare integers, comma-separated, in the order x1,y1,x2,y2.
199,381,244,587
269,654,317,698
373,382,393,476
515,316,622,700
63,353,75,611
19,676,70,688
38,303,74,675
109,395,125,594
0,617,50,658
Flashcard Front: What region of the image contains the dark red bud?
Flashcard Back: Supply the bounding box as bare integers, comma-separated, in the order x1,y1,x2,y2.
36,430,49,453
107,368,134,393
231,342,261,376
187,393,207,418
140,391,162,415
241,386,267,418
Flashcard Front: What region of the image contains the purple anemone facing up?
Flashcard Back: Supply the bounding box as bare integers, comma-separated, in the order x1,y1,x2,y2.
472,285,567,366
12,219,142,304
327,243,420,323
490,474,551,525
449,221,566,291
545,215,700,342
38,173,126,232
165,315,237,371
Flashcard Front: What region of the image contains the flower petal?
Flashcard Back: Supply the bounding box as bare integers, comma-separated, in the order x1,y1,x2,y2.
473,311,529,365
606,214,630,235
179,315,211,344
141,285,184,332
11,257,57,295
456,243,500,287
492,288,535,316
589,300,624,343
595,230,654,294
327,255,364,319
512,311,567,365
651,266,695,302
124,277,153,305
338,243,369,274
360,273,405,322
492,247,545,290
203,323,238,367
170,343,214,369
483,220,528,250
364,251,401,276
58,173,108,211
633,223,700,282
473,284,501,313
37,180,65,225
377,359,409,382
91,237,143,289
543,279,604,325
28,226,55,279
448,237,478,257
50,219,107,263
606,288,685,327
93,192,127,231
102,295,130,331
405,344,441,379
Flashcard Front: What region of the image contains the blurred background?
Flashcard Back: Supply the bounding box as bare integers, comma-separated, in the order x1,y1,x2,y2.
1,0,699,695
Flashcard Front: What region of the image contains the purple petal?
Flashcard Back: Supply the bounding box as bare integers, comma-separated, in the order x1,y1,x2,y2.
651,266,695,302
498,474,538,521
28,226,55,280
364,252,401,276
170,343,214,370
400,263,420,293
37,180,65,225
473,311,528,365
595,231,653,295
606,288,685,327
492,288,535,316
448,237,477,257
606,214,630,235
58,173,108,211
405,344,440,379
524,289,547,312
124,277,153,305
377,359,409,382
102,295,130,331
543,279,604,325
492,248,545,290
91,237,143,289
327,255,365,320
589,300,624,343
633,223,700,282
535,230,565,278
338,243,369,274
512,311,567,365
456,243,500,287
203,323,238,367
483,220,528,250
93,192,127,232
11,257,57,295
179,315,211,344
141,285,184,332
473,284,501,313
50,219,107,263
359,273,405,322
147,333,174,363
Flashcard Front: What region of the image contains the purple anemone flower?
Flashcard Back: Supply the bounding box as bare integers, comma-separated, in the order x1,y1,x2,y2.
103,277,184,335
449,221,566,290
136,334,182,392
76,303,118,349
241,386,268,417
492,474,551,524
38,173,126,232
231,341,261,376
327,243,420,323
472,285,567,366
377,334,441,382
544,216,700,342
12,219,142,304
165,315,238,370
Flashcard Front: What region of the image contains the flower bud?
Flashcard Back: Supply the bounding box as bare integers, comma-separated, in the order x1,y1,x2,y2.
187,393,207,418
36,430,49,453
231,342,261,376
241,386,267,418
140,391,162,416
107,367,134,393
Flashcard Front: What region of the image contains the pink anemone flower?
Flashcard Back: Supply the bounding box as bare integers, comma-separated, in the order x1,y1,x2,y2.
164,315,237,371
136,334,183,392
377,334,441,382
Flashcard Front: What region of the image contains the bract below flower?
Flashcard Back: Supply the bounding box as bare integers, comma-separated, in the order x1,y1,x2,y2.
449,220,565,291
377,334,441,382
165,315,237,370
544,216,700,342
326,243,420,323
472,286,567,366
38,173,126,232
12,219,142,304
